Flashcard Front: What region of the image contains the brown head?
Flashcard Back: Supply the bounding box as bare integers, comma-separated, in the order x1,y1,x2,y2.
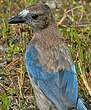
8,3,54,32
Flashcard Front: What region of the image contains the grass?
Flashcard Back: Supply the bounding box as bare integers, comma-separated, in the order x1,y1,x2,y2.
0,0,91,110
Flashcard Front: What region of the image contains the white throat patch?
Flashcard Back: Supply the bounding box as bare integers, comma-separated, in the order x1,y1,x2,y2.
19,9,29,17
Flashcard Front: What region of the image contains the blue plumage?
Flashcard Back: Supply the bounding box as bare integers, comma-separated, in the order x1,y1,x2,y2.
25,42,78,110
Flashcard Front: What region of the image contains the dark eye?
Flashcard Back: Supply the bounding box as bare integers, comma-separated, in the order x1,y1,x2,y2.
31,14,38,20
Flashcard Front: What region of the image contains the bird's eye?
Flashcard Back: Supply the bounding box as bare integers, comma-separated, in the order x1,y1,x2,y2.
31,14,38,20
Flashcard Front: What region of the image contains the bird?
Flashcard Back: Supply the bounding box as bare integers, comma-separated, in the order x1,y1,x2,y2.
8,3,87,110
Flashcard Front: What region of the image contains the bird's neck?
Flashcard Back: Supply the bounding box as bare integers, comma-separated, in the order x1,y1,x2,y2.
33,23,60,40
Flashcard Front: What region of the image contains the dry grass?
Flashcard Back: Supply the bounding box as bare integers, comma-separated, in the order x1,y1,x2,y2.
0,0,91,110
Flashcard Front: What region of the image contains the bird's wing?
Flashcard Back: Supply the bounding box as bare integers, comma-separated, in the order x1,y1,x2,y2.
25,43,78,110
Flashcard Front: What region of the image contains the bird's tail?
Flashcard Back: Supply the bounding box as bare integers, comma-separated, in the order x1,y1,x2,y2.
76,98,87,110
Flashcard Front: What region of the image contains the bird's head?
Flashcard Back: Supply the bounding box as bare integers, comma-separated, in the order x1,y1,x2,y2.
8,3,54,32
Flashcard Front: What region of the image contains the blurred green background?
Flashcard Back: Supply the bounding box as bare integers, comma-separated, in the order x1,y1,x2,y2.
0,0,91,110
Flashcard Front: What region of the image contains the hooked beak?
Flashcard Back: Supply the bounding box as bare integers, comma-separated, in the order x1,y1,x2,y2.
8,9,29,24
8,15,26,24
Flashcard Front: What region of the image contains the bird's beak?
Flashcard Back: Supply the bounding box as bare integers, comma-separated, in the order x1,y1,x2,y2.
8,9,29,24
8,15,26,24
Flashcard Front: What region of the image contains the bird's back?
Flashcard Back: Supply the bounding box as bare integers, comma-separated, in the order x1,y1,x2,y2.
29,24,72,73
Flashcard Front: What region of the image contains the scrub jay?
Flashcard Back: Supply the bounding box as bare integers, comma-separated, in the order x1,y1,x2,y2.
9,3,87,110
